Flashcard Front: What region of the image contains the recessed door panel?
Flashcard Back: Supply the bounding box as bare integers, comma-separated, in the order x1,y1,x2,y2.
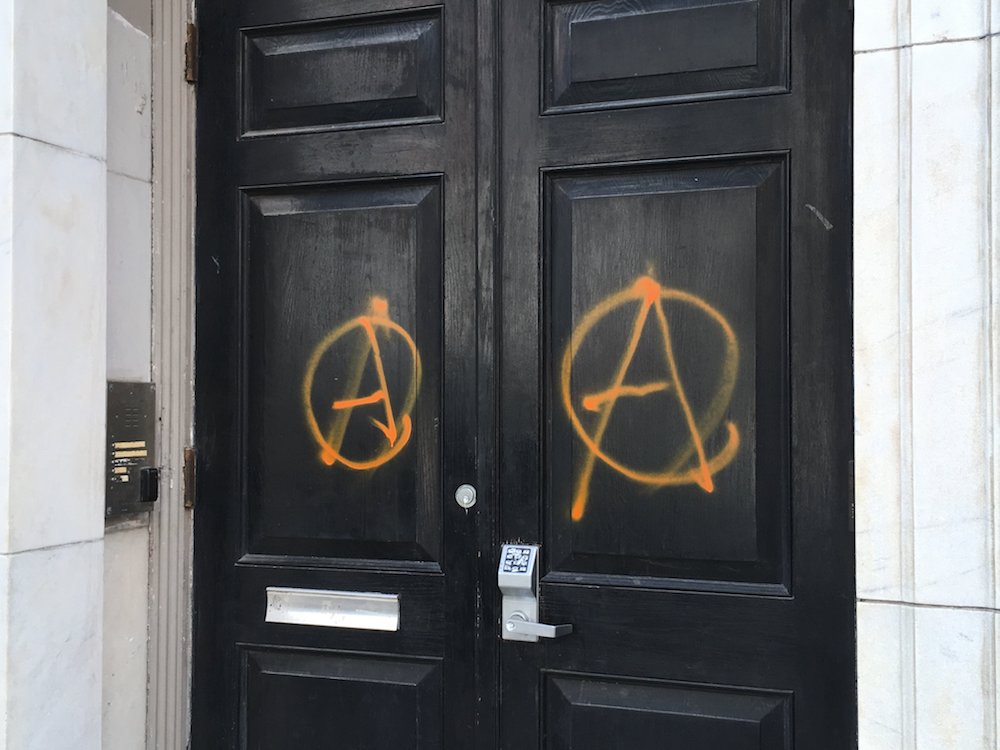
545,158,790,591
242,10,444,135
243,179,443,562
243,648,443,750
544,0,789,113
544,674,792,750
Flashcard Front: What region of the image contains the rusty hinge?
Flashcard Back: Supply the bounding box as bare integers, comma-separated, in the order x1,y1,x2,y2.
183,447,197,509
184,22,198,84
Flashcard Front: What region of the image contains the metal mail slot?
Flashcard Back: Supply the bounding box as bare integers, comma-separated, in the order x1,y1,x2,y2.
265,587,399,632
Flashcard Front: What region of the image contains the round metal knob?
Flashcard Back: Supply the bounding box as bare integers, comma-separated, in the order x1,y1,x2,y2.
454,484,477,509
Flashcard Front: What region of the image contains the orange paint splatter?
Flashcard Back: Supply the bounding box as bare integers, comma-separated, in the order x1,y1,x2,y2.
302,297,421,471
561,275,740,521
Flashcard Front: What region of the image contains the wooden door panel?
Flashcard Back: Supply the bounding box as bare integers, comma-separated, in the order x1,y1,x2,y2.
544,674,791,750
544,0,789,113
544,157,790,591
242,10,444,135
533,586,801,684
244,649,443,750
234,130,446,185
244,178,443,562
537,98,794,164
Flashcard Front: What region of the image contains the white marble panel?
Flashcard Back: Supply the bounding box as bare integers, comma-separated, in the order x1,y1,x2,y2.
0,554,7,744
992,34,1000,617
855,49,904,600
855,0,900,51
0,1,12,132
0,136,12,551
0,541,103,750
107,10,151,182
915,606,996,749
910,39,991,607
995,614,1000,742
996,613,1000,743
910,0,989,43
11,0,105,158
858,601,909,749
107,172,152,382
103,527,149,750
2,136,106,553
855,49,903,351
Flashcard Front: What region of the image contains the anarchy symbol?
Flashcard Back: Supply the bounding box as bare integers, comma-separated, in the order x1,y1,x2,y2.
561,275,740,521
302,297,421,471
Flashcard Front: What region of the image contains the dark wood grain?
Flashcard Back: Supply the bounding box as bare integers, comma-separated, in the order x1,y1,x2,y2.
193,0,479,747
242,11,443,135
195,0,854,746
499,0,854,746
545,674,791,750
545,0,789,113
244,649,443,749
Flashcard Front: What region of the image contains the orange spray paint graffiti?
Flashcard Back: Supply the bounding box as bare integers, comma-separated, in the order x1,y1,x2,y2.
561,275,740,521
302,297,421,470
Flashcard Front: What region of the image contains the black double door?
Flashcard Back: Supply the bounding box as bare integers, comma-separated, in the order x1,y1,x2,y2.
193,0,855,747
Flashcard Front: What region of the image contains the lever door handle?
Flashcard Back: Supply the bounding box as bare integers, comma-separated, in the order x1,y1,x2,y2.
504,612,572,639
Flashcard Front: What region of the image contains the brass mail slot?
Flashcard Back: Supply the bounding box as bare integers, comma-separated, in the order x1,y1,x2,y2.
264,587,399,631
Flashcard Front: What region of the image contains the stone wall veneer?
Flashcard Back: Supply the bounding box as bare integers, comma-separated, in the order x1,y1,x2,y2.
855,0,999,747
0,0,107,747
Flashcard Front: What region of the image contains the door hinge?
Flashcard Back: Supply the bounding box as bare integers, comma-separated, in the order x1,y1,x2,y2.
184,22,198,84
847,459,855,532
183,447,197,509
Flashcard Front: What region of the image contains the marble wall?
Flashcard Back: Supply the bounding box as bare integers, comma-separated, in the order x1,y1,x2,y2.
0,0,107,747
855,0,1000,746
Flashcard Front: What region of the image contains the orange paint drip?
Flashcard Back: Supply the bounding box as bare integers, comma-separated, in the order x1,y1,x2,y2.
369,296,389,317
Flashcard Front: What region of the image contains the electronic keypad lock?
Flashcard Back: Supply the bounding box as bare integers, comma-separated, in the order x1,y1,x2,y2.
498,544,573,642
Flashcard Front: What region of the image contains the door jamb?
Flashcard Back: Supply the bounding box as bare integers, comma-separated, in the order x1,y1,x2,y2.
148,0,197,744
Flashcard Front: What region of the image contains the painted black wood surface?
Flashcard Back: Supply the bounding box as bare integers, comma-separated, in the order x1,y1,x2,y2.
193,0,855,747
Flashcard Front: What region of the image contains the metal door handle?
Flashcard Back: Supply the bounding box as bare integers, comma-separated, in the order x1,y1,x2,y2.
504,612,572,639
498,544,573,642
